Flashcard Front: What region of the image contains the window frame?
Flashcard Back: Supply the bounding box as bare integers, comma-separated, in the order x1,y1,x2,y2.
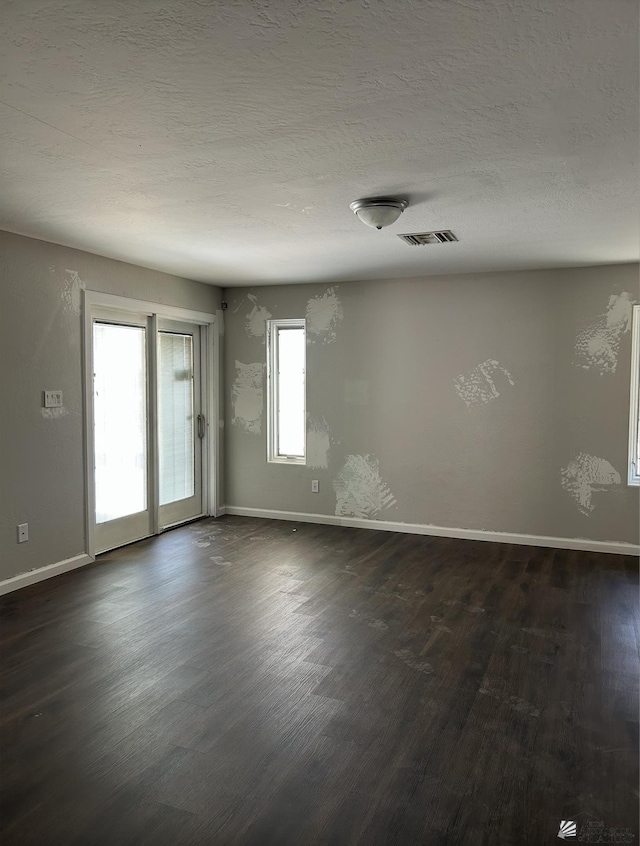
266,318,306,465
629,304,640,486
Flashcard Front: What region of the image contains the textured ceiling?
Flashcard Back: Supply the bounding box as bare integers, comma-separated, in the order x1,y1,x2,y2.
1,0,638,286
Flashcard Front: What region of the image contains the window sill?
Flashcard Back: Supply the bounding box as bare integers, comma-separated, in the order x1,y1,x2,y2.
267,457,306,467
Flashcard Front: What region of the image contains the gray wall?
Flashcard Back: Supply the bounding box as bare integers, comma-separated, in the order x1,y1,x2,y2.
224,265,639,545
0,230,221,581
1,231,636,587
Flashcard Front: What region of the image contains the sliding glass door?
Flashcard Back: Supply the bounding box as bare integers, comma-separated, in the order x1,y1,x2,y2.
89,308,207,554
157,319,203,530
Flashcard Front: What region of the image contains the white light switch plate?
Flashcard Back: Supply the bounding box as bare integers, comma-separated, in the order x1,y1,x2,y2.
17,523,28,543
44,390,63,408
311,480,319,493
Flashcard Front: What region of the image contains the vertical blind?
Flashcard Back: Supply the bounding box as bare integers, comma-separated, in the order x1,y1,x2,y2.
158,332,195,506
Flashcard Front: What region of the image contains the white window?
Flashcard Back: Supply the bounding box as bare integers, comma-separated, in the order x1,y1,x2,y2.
629,304,640,485
267,319,306,464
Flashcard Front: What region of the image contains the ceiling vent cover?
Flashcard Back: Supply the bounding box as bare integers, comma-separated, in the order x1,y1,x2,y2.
397,230,458,245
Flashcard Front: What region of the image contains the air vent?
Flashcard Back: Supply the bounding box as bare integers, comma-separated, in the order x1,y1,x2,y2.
397,230,458,245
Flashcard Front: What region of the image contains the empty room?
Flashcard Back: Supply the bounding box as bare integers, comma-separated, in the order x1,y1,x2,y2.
1,1,639,843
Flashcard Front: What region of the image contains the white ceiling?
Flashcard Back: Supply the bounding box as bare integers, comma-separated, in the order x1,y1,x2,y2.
1,0,638,286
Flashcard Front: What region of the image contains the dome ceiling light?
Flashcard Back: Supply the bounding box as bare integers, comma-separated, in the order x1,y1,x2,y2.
349,196,409,230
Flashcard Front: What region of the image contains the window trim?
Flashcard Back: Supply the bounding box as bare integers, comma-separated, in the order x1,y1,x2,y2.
266,318,306,465
629,304,640,486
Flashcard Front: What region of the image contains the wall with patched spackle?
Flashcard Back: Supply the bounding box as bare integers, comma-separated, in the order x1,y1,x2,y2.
223,264,639,545
0,230,221,582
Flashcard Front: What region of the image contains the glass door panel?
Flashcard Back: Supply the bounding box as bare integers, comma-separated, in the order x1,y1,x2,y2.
159,332,195,506
157,321,203,528
93,319,152,553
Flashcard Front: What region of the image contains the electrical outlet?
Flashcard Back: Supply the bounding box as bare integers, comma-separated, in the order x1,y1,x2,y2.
44,390,63,408
17,523,28,543
311,480,319,493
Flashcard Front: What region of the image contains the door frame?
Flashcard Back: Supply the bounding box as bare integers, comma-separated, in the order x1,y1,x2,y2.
82,290,220,559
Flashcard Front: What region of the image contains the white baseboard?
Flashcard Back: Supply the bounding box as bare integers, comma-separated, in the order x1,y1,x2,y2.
221,506,639,556
0,553,95,596
1,510,633,599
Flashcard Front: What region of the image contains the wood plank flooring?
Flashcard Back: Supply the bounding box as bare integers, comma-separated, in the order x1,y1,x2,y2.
1,516,638,845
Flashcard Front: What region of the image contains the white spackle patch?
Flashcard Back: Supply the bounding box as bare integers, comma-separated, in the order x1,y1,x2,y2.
560,452,621,515
231,361,264,434
306,286,343,344
194,540,211,548
209,555,233,568
454,359,515,407
394,648,434,675
333,454,396,519
62,270,86,316
307,417,330,469
245,293,272,338
574,292,635,375
41,406,68,420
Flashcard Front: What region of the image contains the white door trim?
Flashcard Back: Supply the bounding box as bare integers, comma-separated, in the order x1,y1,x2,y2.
210,312,223,517
83,291,217,325
82,290,218,558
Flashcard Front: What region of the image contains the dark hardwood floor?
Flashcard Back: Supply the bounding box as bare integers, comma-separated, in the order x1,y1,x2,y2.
1,516,638,845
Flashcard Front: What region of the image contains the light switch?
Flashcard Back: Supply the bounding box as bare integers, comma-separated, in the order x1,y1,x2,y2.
311,480,319,493
44,391,63,408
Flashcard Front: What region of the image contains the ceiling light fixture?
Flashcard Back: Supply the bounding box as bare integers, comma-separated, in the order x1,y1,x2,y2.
350,196,409,230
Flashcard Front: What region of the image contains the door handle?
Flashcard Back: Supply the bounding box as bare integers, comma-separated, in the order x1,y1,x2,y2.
197,413,205,439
